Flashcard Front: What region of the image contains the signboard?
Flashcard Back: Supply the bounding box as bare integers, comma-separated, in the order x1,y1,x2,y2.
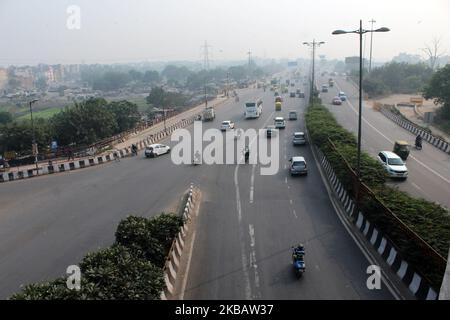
410,97,424,106
287,61,298,67
51,140,58,151
4,151,16,160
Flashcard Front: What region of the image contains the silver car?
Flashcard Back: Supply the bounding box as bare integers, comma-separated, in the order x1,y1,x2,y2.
293,132,306,145
290,156,308,176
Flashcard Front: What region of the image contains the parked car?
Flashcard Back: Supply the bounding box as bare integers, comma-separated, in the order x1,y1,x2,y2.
290,92,296,98
338,91,347,101
332,97,342,105
289,156,308,176
292,132,306,145
298,92,305,98
220,120,235,131
289,110,298,120
145,144,171,158
266,125,277,138
274,116,286,129
377,151,408,179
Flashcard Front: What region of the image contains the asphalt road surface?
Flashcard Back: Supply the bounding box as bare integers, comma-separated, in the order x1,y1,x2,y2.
317,75,450,210
0,81,397,299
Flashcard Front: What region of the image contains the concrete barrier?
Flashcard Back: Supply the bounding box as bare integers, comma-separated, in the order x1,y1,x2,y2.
161,183,196,300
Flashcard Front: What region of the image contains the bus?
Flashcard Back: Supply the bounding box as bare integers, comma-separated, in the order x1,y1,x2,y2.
244,100,263,119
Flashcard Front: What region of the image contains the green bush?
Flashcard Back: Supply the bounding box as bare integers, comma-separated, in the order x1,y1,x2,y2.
11,213,183,300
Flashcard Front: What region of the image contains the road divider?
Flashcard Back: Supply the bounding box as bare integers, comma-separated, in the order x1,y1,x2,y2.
161,183,199,300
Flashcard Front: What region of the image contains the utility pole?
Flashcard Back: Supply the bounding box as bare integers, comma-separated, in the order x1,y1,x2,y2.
226,71,230,97
369,19,376,72
202,40,211,71
29,99,39,172
303,40,325,105
247,50,252,81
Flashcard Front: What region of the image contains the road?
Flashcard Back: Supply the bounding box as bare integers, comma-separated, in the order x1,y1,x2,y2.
317,75,450,210
0,82,398,299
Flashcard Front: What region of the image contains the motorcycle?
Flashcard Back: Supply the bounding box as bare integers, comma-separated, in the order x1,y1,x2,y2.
292,246,306,278
415,140,423,150
244,147,250,163
131,146,138,156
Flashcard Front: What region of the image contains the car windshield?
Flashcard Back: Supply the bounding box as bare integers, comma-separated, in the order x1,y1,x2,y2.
293,161,305,168
294,134,304,138
388,158,404,165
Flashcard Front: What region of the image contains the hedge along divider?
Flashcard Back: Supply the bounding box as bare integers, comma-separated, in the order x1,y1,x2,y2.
305,103,448,291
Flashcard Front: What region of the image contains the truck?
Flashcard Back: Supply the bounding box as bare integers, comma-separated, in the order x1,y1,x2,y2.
202,107,215,121
328,78,334,87
244,100,263,119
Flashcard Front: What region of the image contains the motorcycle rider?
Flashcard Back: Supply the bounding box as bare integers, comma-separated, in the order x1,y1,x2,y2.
131,144,138,156
415,134,423,149
292,244,305,261
193,150,201,164
244,146,250,163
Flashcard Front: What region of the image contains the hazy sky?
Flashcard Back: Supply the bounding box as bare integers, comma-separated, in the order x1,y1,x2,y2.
1,0,449,66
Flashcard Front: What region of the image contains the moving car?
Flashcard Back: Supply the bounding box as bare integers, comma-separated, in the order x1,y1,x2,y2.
321,84,328,93
292,132,306,145
377,151,408,179
289,156,307,176
274,116,286,129
289,110,298,120
266,125,277,138
145,144,171,158
338,91,347,101
220,120,235,131
332,97,342,105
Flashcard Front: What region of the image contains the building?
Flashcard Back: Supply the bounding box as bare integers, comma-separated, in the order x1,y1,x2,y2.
0,68,8,90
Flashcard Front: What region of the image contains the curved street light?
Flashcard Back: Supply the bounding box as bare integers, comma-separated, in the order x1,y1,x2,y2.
332,20,390,217
302,40,325,104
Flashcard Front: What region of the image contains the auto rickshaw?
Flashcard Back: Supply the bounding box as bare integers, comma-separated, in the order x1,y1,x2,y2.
393,140,410,160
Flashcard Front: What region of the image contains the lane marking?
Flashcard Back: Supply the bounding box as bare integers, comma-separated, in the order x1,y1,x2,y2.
250,164,256,204
233,110,274,299
411,182,422,191
292,209,298,219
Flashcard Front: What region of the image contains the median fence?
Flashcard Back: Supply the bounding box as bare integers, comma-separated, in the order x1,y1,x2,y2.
314,143,442,300
0,114,199,183
161,183,197,300
379,105,450,154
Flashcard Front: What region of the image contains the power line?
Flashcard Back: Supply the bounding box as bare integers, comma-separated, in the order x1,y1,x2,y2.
201,41,212,71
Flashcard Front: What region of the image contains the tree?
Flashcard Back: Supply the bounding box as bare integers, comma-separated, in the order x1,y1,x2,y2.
92,71,130,91
35,77,48,91
142,70,160,84
0,111,12,125
8,77,20,90
50,98,118,146
423,63,450,120
109,100,140,132
421,37,446,70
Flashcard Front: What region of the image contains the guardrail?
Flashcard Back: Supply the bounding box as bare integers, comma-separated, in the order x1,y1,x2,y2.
379,105,450,154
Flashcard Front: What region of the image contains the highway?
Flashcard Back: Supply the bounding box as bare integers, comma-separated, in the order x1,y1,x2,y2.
317,75,450,210
0,83,398,299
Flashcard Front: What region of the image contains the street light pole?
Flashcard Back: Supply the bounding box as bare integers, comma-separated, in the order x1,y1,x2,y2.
303,40,325,105
332,21,389,179
29,99,39,172
369,19,376,72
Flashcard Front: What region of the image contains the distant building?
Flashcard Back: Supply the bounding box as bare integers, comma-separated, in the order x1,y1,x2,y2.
0,68,7,90
345,56,368,72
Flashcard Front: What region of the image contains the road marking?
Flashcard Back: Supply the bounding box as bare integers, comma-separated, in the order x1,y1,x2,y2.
285,177,288,184
233,110,274,299
250,164,256,204
336,83,450,186
290,199,293,205
411,182,422,191
292,210,298,218
248,224,260,298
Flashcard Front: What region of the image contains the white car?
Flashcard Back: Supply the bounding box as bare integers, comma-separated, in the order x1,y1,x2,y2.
290,156,307,176
145,144,171,158
221,120,235,131
293,132,306,145
274,117,286,129
377,151,408,179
